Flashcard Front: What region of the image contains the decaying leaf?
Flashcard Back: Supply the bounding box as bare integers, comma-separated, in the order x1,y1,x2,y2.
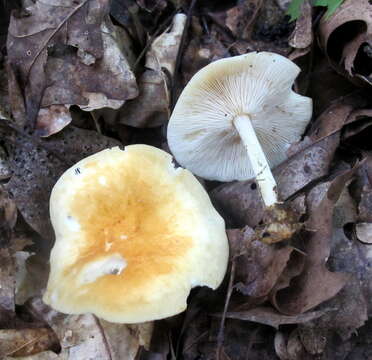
35,106,72,139
15,252,48,306
181,24,228,88
223,307,326,329
3,126,121,239
0,248,15,329
207,0,264,41
0,185,17,243
227,227,293,299
318,0,372,86
147,13,186,77
117,13,186,128
351,155,372,222
288,0,312,49
306,57,358,116
7,0,138,135
0,327,59,358
26,297,152,360
0,145,11,181
271,169,356,315
355,222,372,243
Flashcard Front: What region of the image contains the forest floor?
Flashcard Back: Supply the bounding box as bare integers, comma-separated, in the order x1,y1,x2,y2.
0,0,372,359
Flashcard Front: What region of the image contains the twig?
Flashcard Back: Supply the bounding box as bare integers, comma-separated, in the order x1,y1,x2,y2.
133,9,179,72
216,259,236,360
171,0,197,110
91,112,102,134
182,330,208,353
94,315,113,360
5,332,49,357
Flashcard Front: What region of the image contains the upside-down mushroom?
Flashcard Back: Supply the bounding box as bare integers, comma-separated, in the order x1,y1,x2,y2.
167,51,312,208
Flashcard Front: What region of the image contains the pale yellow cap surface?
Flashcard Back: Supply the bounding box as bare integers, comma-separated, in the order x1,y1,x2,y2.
43,145,228,323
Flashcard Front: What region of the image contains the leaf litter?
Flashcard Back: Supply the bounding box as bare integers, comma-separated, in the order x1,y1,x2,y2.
1,0,372,359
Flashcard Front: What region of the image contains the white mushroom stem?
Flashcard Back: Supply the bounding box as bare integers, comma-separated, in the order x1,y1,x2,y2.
233,115,278,207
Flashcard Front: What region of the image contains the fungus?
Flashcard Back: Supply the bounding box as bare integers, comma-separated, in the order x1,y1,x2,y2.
43,145,228,323
167,51,312,208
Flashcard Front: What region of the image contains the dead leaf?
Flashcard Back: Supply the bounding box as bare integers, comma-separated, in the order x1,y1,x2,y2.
0,248,15,328
271,169,356,315
116,68,169,128
274,331,289,360
7,0,138,133
202,319,277,360
27,297,152,360
355,222,372,243
223,307,326,329
147,13,186,77
0,185,17,245
306,57,358,116
227,227,293,299
318,0,372,86
3,126,121,239
351,155,372,222
0,62,10,120
116,13,186,128
181,25,229,88
342,109,372,140
136,0,167,13
286,329,309,360
35,106,72,138
297,324,328,356
288,0,312,49
330,226,372,317
110,0,139,41
0,328,59,358
15,252,48,305
0,145,11,180
207,0,263,41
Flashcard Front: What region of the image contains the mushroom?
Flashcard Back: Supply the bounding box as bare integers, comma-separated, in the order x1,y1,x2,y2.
167,51,312,209
43,145,228,323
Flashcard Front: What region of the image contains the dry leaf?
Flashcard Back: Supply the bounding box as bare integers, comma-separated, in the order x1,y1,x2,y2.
227,227,293,299
274,331,289,360
3,126,121,239
5,350,66,360
0,145,11,181
181,25,229,88
288,0,312,49
351,155,372,222
0,248,15,328
271,169,356,315
223,307,326,329
0,185,17,244
15,252,48,305
7,0,138,134
306,57,358,116
318,0,372,86
355,222,372,243
207,0,263,41
147,13,186,77
27,297,152,360
117,13,186,128
0,328,59,358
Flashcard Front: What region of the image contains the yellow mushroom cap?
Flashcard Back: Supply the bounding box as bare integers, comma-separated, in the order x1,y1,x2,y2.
43,145,228,323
